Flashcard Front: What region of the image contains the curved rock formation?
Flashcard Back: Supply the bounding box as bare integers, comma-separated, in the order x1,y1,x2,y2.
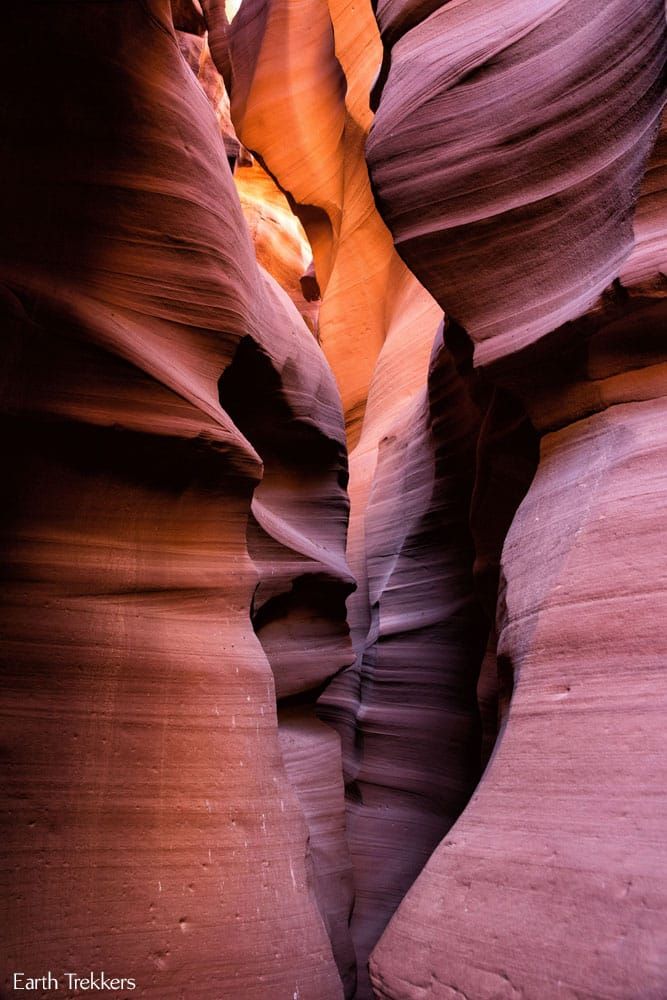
0,4,350,997
3,1,666,998
317,272,453,996
367,0,667,364
372,387,667,1000
335,327,489,997
208,4,478,991
204,0,437,446
366,1,667,997
218,281,357,992
176,33,320,335
235,163,321,337
318,309,538,997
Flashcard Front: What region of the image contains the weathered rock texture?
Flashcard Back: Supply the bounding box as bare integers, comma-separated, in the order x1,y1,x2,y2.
205,2,478,992
325,326,488,997
367,0,667,364
177,32,320,336
218,300,358,993
2,0,666,998
178,17,358,992
204,0,438,446
366,1,667,997
318,316,539,996
0,4,352,997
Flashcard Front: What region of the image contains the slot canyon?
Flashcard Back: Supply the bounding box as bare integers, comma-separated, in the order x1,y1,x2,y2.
1,2,666,998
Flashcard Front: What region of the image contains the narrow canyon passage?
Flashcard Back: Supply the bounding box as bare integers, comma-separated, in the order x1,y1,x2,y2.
1,3,666,1000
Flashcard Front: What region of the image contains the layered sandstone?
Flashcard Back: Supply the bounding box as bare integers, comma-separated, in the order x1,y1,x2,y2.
0,4,351,997
367,0,666,365
177,32,320,335
204,0,437,446
2,1,666,999
204,3,475,991
367,2,667,997
324,326,488,997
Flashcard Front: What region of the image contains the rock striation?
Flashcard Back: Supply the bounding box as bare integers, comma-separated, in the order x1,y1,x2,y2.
1,1,666,998
366,1,667,997
0,4,352,997
217,284,358,993
367,0,667,365
177,31,320,336
204,0,437,447
322,326,488,997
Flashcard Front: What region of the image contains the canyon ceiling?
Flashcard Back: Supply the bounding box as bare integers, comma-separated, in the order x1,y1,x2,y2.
1,2,666,999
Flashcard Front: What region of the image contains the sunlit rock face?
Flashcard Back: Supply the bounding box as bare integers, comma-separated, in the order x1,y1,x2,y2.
176,32,320,335
203,0,438,448
366,1,667,997
234,161,321,337
0,4,350,997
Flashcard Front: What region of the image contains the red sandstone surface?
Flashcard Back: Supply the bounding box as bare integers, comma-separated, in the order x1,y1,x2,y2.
1,2,665,999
